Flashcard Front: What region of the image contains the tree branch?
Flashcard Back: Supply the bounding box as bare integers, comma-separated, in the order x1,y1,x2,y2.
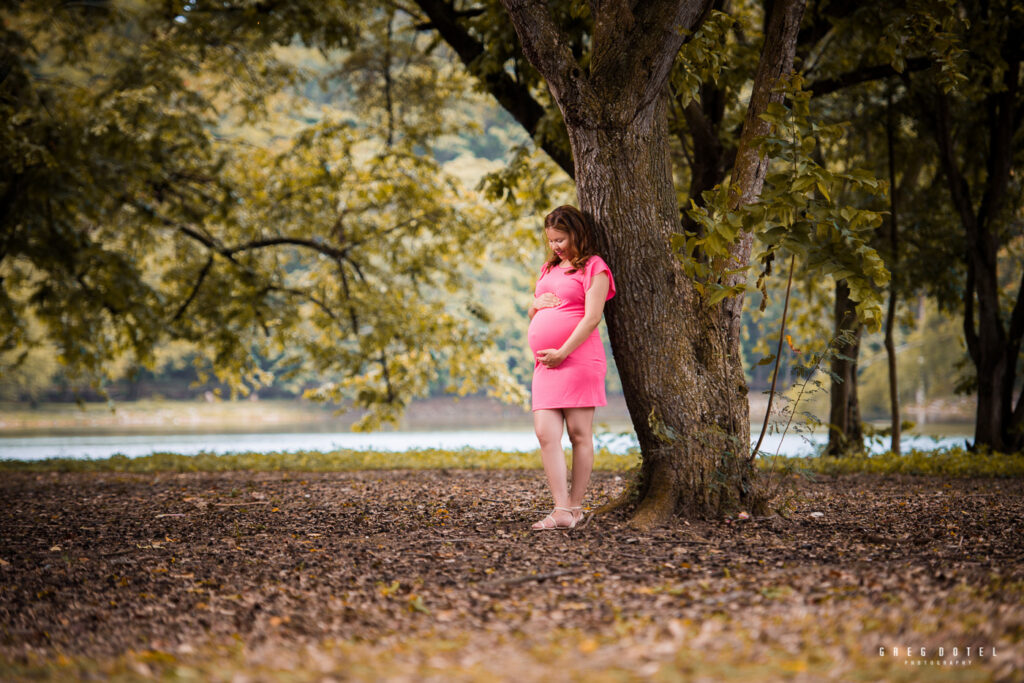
134,201,348,324
976,53,1019,233
171,256,213,322
680,88,731,215
266,285,338,322
411,7,482,29
726,0,805,212
499,0,598,126
336,261,361,336
623,0,715,106
928,90,977,236
749,254,795,461
808,57,930,97
74,272,124,317
333,259,394,406
225,236,349,261
134,199,363,267
411,0,575,176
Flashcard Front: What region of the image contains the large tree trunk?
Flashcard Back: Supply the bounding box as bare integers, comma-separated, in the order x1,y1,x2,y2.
571,96,753,522
502,0,805,525
825,280,864,456
968,260,1024,453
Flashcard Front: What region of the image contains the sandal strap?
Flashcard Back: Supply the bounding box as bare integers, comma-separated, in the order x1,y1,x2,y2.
532,513,556,528
553,506,574,512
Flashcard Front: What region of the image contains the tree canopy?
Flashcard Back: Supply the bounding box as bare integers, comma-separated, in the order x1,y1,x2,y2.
1,1,573,427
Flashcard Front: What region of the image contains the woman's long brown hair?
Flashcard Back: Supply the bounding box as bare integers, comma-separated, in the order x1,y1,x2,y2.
543,205,597,274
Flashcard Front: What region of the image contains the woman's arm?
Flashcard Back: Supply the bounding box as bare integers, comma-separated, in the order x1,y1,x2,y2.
536,272,610,367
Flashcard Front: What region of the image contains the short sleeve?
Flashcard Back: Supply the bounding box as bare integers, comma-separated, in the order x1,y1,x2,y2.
583,255,615,301
534,263,551,295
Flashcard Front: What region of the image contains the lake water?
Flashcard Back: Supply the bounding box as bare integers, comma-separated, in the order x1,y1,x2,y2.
0,428,972,461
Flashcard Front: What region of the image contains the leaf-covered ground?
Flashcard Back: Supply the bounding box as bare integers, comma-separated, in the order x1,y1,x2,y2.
1,469,1021,681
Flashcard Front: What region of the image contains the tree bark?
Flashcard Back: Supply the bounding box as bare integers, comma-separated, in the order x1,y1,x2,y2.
501,0,806,525
826,280,864,456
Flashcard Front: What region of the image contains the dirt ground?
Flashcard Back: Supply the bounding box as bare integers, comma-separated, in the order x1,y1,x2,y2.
1,469,1021,681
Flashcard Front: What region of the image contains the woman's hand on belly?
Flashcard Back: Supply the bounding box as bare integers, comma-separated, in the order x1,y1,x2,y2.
536,347,567,368
533,293,561,310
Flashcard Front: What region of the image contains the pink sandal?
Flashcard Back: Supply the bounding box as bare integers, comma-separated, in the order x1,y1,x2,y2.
531,506,580,531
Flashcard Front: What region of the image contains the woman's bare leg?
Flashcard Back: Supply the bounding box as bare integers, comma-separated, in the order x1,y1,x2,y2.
532,408,573,528
564,407,595,520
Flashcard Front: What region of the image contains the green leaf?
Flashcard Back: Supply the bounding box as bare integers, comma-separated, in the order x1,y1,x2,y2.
815,181,831,202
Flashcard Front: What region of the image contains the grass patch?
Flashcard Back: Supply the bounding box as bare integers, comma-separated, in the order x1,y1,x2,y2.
765,446,1024,478
2,445,1021,478
0,447,640,473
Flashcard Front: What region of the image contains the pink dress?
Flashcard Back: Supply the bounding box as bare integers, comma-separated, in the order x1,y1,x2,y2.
528,255,616,411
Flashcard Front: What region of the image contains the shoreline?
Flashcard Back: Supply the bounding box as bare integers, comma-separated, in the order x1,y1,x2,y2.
0,394,974,435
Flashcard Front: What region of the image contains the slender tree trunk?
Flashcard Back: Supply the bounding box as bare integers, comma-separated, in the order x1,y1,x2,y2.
883,278,900,453
884,90,900,454
826,280,863,456
127,367,141,401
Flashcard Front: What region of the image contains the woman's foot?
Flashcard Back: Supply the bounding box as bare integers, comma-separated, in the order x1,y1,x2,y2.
531,506,577,530
570,505,584,526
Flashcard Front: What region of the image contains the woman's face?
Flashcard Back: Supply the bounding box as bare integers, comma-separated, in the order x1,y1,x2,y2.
545,227,574,261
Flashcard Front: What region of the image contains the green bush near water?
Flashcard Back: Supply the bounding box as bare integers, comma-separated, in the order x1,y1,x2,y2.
1,445,1022,477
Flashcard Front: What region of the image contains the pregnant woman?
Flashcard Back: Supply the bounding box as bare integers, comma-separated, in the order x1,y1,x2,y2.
527,205,615,530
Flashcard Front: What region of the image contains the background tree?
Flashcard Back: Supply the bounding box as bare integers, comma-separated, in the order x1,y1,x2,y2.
824,280,864,455
904,1,1024,452
0,2,534,428
800,0,1023,453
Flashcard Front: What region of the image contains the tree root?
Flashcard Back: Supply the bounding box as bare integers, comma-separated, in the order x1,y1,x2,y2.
593,486,634,516
627,463,678,531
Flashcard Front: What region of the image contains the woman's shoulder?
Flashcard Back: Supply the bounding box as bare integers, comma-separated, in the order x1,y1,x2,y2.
582,253,615,300
584,254,611,272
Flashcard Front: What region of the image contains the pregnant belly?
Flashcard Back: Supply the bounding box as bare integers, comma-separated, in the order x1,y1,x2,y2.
528,307,581,353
